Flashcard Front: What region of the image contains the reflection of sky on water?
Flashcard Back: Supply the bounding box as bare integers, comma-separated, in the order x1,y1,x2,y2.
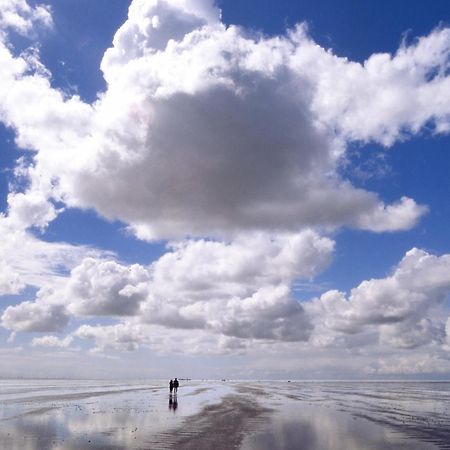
241,381,450,450
0,379,233,449
0,380,449,449
241,401,437,450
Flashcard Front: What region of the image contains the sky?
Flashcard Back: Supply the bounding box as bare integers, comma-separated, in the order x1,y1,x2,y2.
0,0,450,380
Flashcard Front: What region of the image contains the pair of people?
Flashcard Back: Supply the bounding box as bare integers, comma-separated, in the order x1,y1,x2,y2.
169,378,179,394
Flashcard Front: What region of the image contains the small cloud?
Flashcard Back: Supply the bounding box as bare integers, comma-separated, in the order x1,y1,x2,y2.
31,334,73,348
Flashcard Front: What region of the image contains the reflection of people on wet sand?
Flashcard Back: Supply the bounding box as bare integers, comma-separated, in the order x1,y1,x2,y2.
169,379,174,394
174,378,179,393
168,393,178,411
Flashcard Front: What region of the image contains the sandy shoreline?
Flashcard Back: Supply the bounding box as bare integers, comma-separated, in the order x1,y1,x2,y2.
0,380,449,449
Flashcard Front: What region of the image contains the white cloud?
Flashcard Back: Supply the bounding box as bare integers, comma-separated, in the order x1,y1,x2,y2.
2,298,69,332
365,353,450,375
1,257,149,332
7,190,59,230
444,317,450,351
353,196,427,232
103,0,220,68
0,0,52,36
4,239,450,370
74,323,143,352
138,230,333,340
151,231,333,298
31,334,73,348
0,216,110,294
0,259,24,295
304,26,450,144
65,258,150,316
218,284,312,341
74,322,250,356
307,248,450,349
2,230,333,342
4,233,450,357
379,318,445,349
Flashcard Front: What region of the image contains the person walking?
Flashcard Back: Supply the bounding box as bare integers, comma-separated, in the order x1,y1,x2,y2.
173,378,179,393
169,379,174,394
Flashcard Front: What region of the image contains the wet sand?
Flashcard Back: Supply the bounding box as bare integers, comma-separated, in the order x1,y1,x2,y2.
0,379,449,449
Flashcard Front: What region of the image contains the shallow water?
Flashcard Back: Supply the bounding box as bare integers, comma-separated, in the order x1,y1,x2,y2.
0,379,449,449
0,379,233,449
240,382,450,450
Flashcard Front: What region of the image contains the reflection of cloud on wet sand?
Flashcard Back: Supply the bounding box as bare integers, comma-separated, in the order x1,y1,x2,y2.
239,382,449,450
1,380,449,449
241,402,419,450
0,380,236,449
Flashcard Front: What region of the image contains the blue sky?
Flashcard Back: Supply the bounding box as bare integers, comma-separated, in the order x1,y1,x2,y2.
0,0,450,380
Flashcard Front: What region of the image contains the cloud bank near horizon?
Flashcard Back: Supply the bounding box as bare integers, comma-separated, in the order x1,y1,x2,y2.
3,239,450,373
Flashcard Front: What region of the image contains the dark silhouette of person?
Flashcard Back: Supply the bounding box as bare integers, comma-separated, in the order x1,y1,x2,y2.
169,379,174,394
173,378,179,393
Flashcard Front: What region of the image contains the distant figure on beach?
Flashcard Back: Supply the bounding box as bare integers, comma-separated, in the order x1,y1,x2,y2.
174,378,179,393
169,379,174,394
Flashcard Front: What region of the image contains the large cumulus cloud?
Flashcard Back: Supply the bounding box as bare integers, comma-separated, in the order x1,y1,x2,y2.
3,0,449,238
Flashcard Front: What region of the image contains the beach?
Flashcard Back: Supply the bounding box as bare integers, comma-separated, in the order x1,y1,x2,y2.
0,379,449,449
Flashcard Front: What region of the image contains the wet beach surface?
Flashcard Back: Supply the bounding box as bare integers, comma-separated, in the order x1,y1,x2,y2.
0,379,449,449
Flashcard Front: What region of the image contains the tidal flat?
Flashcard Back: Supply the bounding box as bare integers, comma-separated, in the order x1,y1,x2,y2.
1,379,449,449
